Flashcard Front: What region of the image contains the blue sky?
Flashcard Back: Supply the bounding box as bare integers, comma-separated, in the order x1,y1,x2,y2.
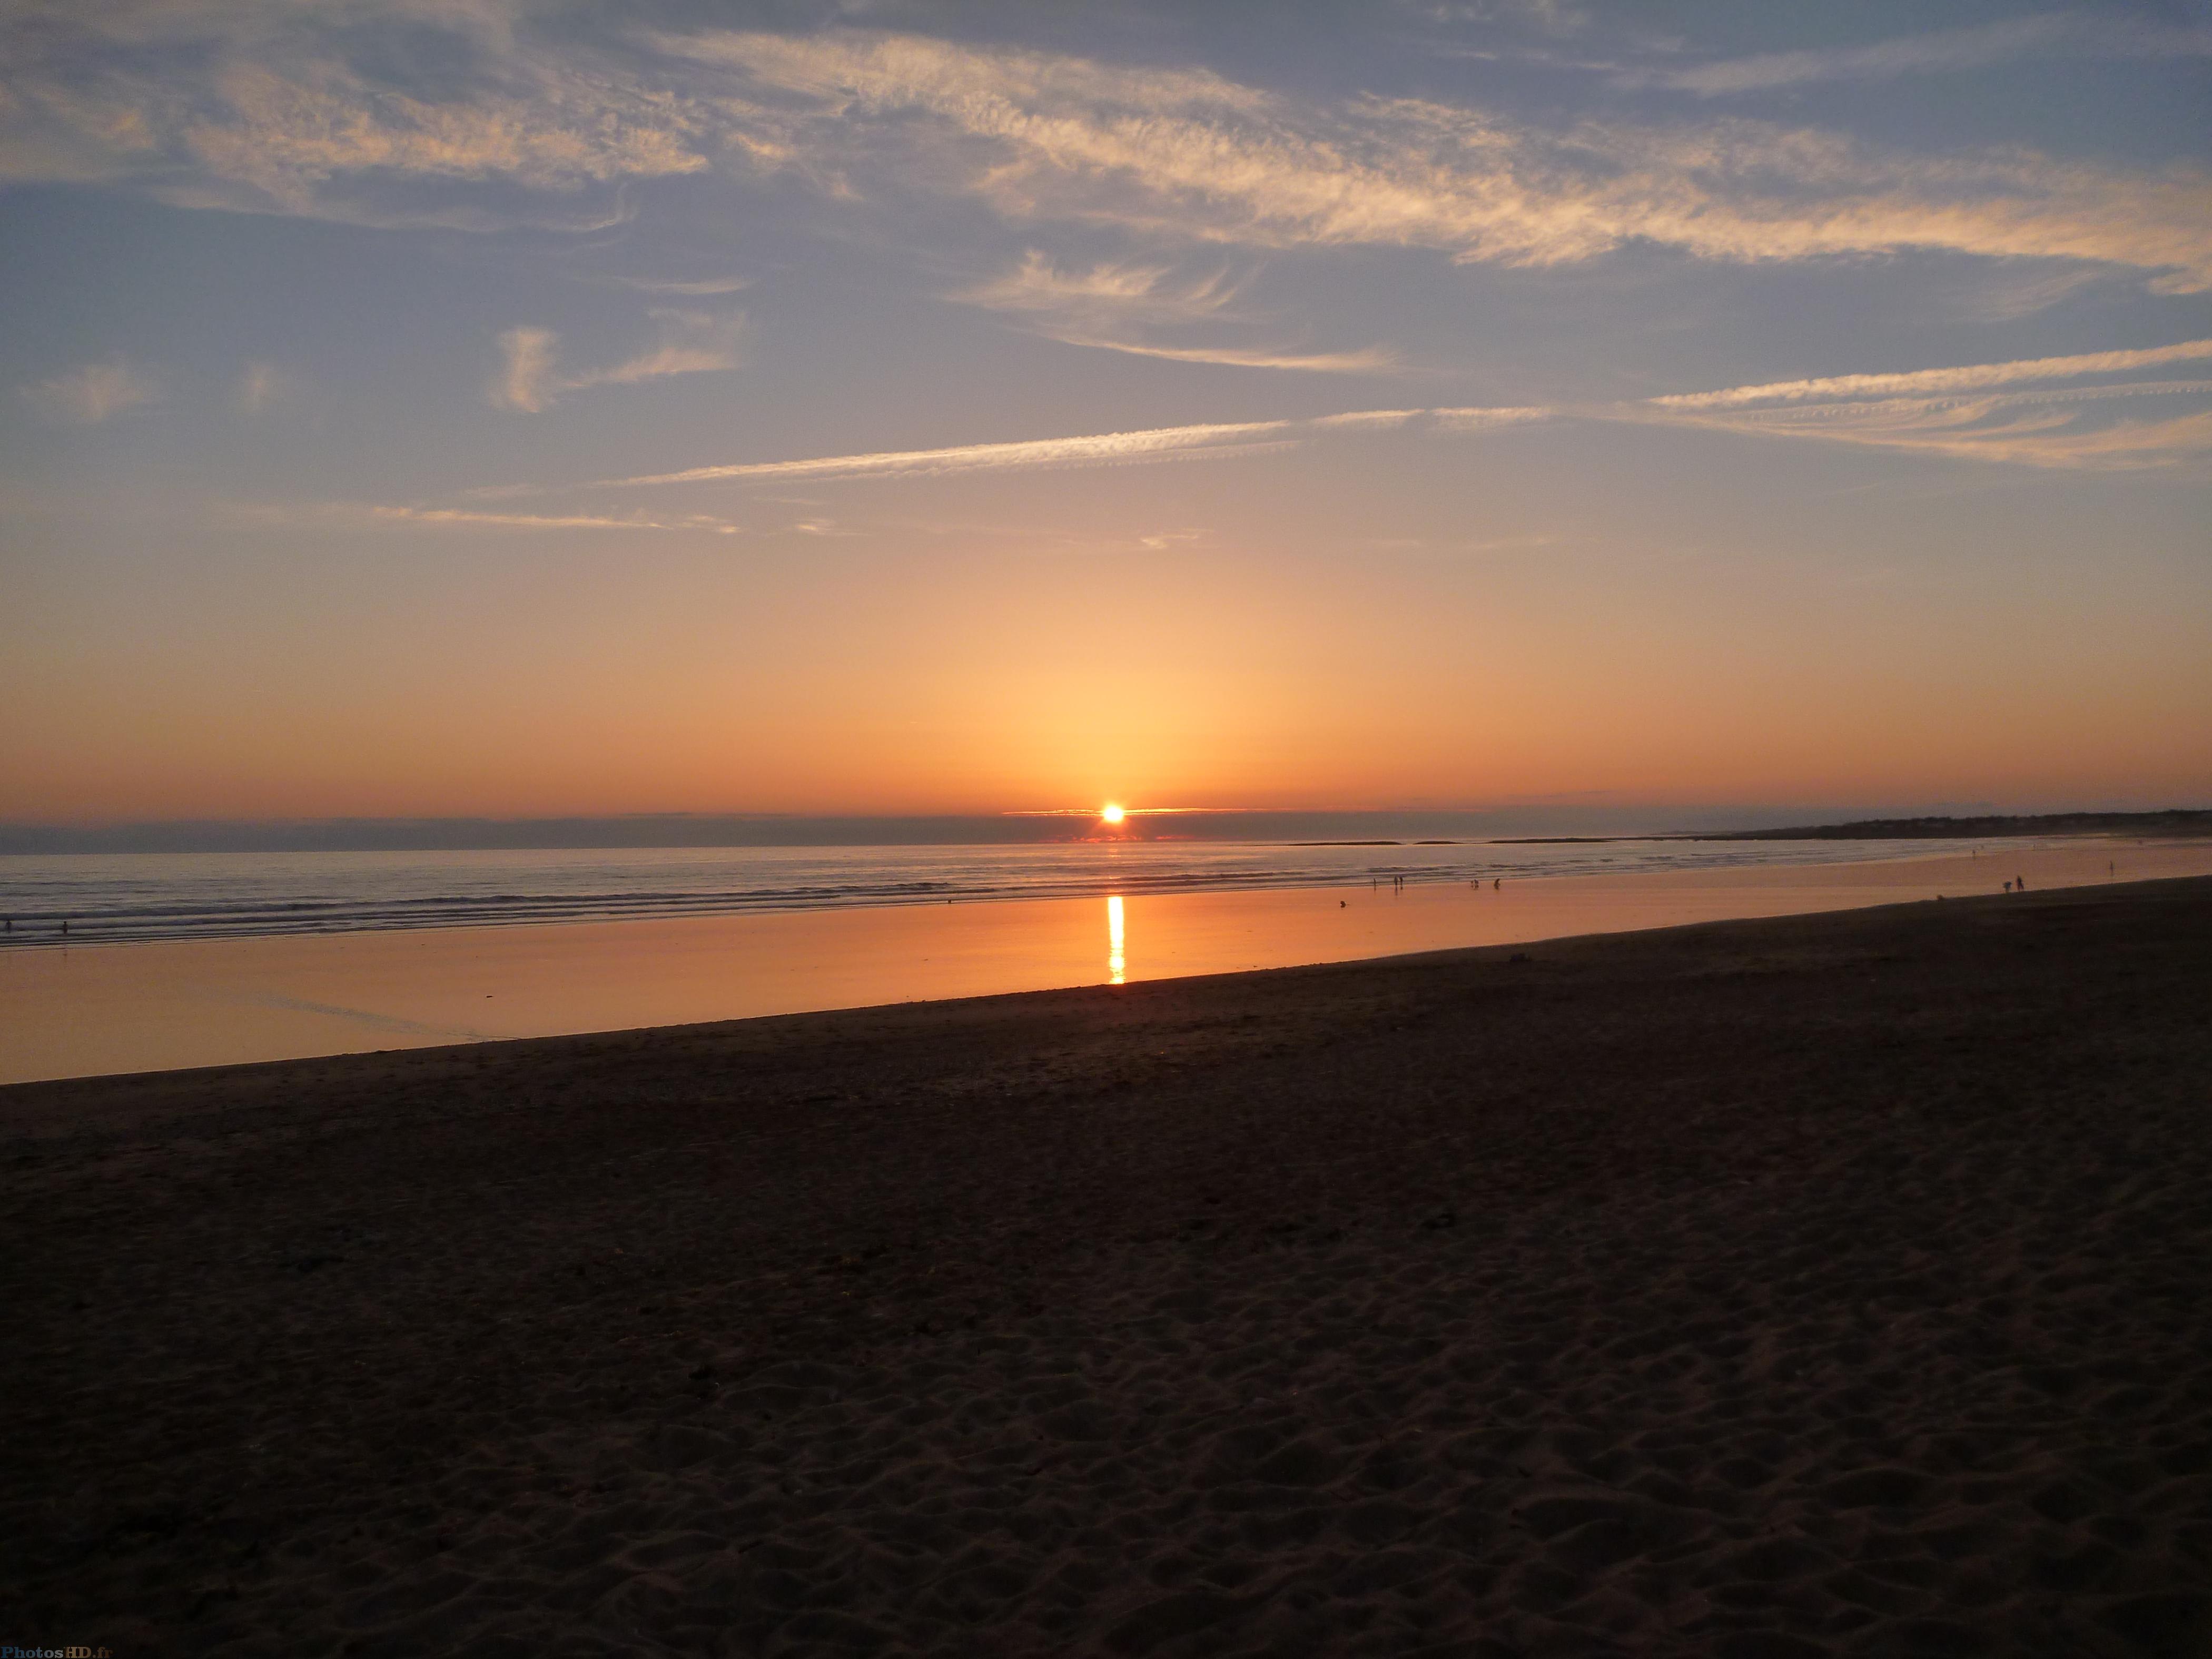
3,0,2208,820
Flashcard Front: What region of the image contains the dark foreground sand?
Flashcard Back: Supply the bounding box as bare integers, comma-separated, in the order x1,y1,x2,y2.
5,881,2210,1657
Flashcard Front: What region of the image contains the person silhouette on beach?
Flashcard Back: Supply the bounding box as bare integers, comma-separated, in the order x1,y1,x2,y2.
2016,874,2027,891
2004,880,2013,893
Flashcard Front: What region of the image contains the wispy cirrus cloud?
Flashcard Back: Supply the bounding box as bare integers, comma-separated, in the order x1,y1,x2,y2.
489,326,560,413
956,251,1395,372
1653,392,2212,471
674,29,2212,292
234,500,743,534
0,3,707,228
183,61,707,206
363,505,739,532
604,275,750,295
568,309,747,391
963,253,1247,327
1647,341,2212,469
489,309,746,413
21,356,161,423
607,417,1310,486
5,12,2208,293
597,401,1551,487
1653,339,2212,410
1637,13,2212,96
236,359,291,412
1043,338,1399,372
577,338,2210,488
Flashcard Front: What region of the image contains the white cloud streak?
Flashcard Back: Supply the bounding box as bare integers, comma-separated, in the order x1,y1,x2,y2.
489,310,745,412
236,500,743,533
956,251,1394,372
1643,13,2212,96
1037,338,1399,372
572,308,747,390
607,275,750,295
21,357,161,423
609,418,1310,486
597,406,1551,488
1657,396,2212,470
598,403,1556,488
1430,404,1557,432
1646,342,2212,469
1654,339,2212,409
365,505,740,532
582,341,2209,488
963,253,1247,324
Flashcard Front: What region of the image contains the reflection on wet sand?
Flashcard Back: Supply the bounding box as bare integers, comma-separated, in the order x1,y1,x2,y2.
1108,894,1125,985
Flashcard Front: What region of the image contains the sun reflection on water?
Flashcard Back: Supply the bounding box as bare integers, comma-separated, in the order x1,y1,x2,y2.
1107,894,1125,985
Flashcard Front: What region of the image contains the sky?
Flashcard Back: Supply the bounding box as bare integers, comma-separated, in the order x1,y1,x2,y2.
2,0,2208,826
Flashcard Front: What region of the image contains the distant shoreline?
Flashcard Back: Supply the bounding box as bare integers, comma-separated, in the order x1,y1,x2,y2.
1695,809,2212,841
1489,811,2212,844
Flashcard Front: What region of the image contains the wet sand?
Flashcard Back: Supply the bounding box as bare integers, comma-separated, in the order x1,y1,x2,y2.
5,877,2210,1655
6,836,2207,1085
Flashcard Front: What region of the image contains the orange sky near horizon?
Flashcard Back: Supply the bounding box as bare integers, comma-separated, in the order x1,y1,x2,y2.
7,476,2207,823
3,5,2209,826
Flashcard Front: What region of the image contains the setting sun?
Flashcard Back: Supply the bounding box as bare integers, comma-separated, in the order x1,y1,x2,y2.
1100,804,1125,825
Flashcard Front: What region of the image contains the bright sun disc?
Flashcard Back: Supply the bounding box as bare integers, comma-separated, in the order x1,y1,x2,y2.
1101,803,1125,824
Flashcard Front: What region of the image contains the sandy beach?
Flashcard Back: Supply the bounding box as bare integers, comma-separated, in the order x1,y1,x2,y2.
5,876,2210,1656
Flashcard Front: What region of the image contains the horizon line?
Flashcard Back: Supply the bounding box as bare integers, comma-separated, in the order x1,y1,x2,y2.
9,803,2208,854
8,802,2118,832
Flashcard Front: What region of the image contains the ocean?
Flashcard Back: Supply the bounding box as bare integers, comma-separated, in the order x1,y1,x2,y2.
0,836,1990,948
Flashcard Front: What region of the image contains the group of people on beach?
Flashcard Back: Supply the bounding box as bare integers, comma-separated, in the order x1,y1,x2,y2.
1365,875,1505,893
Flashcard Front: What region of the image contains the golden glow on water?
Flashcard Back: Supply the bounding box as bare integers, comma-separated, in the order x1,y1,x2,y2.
1100,803,1125,825
1107,893,1125,984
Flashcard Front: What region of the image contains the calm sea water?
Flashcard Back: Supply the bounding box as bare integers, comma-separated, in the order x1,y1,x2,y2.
0,837,1980,947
